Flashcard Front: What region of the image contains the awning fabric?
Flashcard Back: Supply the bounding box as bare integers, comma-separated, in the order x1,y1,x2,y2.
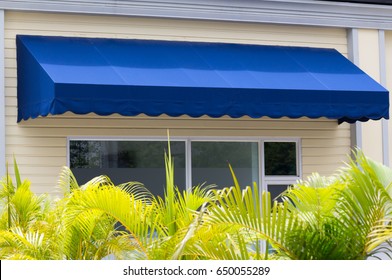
16,35,389,123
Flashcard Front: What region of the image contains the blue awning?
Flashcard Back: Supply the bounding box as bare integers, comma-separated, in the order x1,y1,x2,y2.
16,35,389,123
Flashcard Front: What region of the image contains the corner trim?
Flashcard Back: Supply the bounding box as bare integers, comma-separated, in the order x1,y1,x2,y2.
379,30,389,166
348,29,363,151
0,10,5,176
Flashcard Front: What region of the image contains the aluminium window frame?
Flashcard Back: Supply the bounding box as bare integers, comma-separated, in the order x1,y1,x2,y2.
262,138,302,193
67,136,302,192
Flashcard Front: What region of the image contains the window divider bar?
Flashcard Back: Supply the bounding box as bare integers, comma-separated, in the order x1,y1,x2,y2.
185,139,193,191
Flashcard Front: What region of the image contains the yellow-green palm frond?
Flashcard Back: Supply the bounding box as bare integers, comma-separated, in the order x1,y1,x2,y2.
172,184,215,229
57,166,80,194
180,223,265,260
0,179,49,231
206,177,301,260
158,140,216,237
9,181,48,230
117,181,155,204
92,231,143,260
283,175,343,230
80,175,114,190
191,233,251,260
63,183,164,259
366,220,392,253
332,150,392,258
169,199,210,260
0,227,57,260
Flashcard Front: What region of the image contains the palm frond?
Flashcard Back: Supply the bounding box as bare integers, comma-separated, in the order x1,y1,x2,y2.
81,175,114,190
181,223,265,260
92,231,141,260
164,139,177,236
63,183,164,259
170,198,210,260
117,181,155,204
9,181,48,231
283,175,342,230
13,156,22,189
366,221,392,252
57,166,80,194
0,227,55,260
205,170,301,260
367,240,392,259
332,150,392,258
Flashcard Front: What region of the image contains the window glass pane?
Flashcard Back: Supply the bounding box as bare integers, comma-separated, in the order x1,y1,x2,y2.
264,142,297,176
70,140,186,198
267,184,291,204
191,142,259,188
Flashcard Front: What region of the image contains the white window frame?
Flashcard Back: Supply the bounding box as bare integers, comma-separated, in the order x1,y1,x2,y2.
261,138,302,194
67,136,302,192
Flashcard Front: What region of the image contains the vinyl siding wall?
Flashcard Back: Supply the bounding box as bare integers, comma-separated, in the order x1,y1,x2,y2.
4,11,351,195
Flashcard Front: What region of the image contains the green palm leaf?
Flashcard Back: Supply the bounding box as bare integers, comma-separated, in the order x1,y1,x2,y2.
63,184,163,259
204,165,302,260
0,227,56,260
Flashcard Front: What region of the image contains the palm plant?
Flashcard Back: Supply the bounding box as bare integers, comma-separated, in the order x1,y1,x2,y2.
0,159,55,259
53,142,215,260
1,149,391,260
59,176,160,259
283,151,392,259
194,150,392,260
334,153,392,259
185,166,301,260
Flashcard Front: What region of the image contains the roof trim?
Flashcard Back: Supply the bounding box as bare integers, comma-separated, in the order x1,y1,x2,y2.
1,0,392,30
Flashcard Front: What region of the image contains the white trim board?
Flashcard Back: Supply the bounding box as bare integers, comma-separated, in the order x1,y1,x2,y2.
0,0,392,30
348,29,363,152
379,30,390,166
0,10,5,176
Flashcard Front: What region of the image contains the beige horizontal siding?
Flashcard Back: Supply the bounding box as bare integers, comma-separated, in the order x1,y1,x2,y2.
6,119,351,138
4,12,348,52
4,11,351,195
